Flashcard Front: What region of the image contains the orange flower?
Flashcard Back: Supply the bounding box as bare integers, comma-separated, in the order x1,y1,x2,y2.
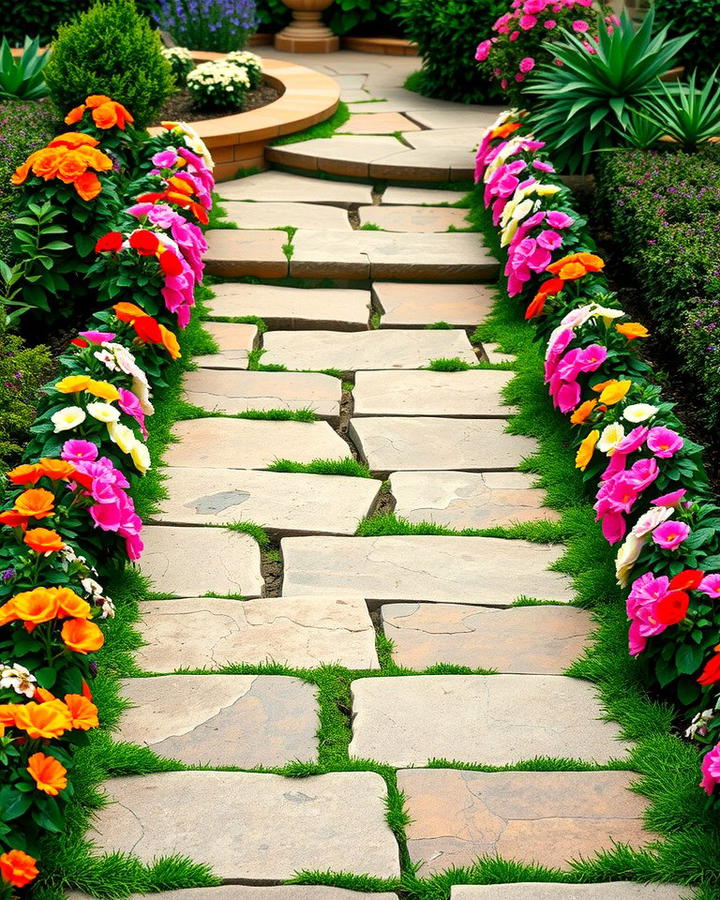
113,301,149,322
14,488,55,519
7,463,42,485
37,458,76,481
616,322,649,340
11,159,31,185
27,752,68,796
575,429,600,471
23,528,65,553
599,379,632,405
64,104,86,124
159,324,181,360
575,251,605,271
56,149,89,183
491,122,521,139
547,251,605,280
30,147,64,180
556,261,586,280
61,618,104,654
11,587,60,624
13,699,72,739
56,587,91,619
525,276,565,319
168,175,194,196
85,94,112,108
64,693,99,730
570,399,598,425
0,849,39,888
0,704,19,728
34,687,57,703
0,509,28,528
75,171,102,201
49,132,98,149
56,373,93,393
0,600,17,627
92,99,134,130
76,144,113,171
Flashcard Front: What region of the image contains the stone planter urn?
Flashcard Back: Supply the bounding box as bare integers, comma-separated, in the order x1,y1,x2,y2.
275,0,339,53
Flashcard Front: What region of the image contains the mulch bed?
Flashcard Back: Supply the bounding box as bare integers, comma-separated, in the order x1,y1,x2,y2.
153,80,281,125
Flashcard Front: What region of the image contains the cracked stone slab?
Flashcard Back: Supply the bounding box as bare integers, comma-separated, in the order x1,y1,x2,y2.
358,205,471,233
281,536,572,606
389,471,560,529
398,769,654,874
349,416,536,474
342,112,421,134
206,283,371,331
116,675,318,766
205,229,289,278
193,321,258,370
217,170,373,206
267,135,407,177
90,771,400,880
353,371,515,418
221,201,353,231
135,594,379,671
183,369,342,421
165,419,348,470
154,467,381,537
381,186,466,206
138,526,263,598
373,281,494,328
381,604,593,674
71,890,400,900
262,329,477,373
350,675,630,766
451,886,691,899
288,229,371,279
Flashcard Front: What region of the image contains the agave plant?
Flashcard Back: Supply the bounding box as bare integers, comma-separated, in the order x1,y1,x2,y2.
612,108,665,150
0,36,51,101
637,69,720,150
524,8,692,173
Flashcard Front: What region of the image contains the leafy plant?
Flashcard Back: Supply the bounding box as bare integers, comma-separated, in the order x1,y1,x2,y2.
0,0,160,45
0,36,50,101
612,107,665,149
637,69,720,151
525,8,693,173
326,0,403,37
655,0,717,81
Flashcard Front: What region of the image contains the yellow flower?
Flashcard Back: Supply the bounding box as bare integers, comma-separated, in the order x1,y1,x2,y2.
500,218,519,248
623,403,658,423
107,422,138,454
598,380,632,406
615,534,647,588
50,406,87,433
55,375,92,394
86,402,120,423
86,379,120,402
597,422,625,454
130,442,151,474
575,429,599,471
535,184,561,196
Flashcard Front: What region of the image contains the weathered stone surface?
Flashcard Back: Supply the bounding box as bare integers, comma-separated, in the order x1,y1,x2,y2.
358,205,470,233
281,536,572,606
91,771,400,880
353,371,514,417
389,471,559,529
268,135,406,177
217,171,373,206
205,229,288,278
349,417,536,473
165,419,348,470
381,604,593,674
350,675,629,766
207,282,371,331
194,321,258,370
116,675,318,766
483,342,516,365
406,106,505,130
451,885,690,899
404,127,484,151
382,186,466,206
342,112,421,134
154,468,381,537
138,526,263,598
398,769,654,873
373,281,494,328
183,369,342,421
72,889,400,900
135,595,379,671
288,229,371,279
222,201,352,231
262,329,477,372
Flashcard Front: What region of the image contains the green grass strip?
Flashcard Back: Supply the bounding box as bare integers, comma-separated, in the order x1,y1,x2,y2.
267,458,372,478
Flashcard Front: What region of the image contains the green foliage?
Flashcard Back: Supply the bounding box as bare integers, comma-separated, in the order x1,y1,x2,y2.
254,0,291,31
426,357,474,371
637,69,720,150
44,0,174,129
267,457,372,478
161,46,194,88
0,0,160,45
272,101,350,146
326,0,403,37
0,37,50,100
227,521,270,545
397,0,506,104
655,0,718,81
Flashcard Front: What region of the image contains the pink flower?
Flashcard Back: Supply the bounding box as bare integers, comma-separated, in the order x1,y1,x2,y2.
602,511,626,544
62,439,98,462
647,426,683,459
652,520,690,550
532,159,555,173
544,18,556,28
544,328,574,381
515,73,525,82
626,457,659,492
118,387,148,439
555,380,581,413
79,330,116,344
89,502,123,532
572,19,589,31
614,426,649,457
536,228,563,249
126,532,144,561
628,620,646,656
578,343,607,371
546,211,573,229
476,40,492,61
701,744,720,795
151,148,179,168
652,489,686,507
519,57,535,73
699,574,720,598
519,15,537,29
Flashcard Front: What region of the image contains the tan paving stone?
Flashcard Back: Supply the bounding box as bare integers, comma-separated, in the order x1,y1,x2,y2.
135,594,379,671
193,321,258,370
281,536,572,606
483,341,516,365
289,230,371,279
349,416,536,473
398,769,654,874
406,106,505,129
350,675,629,766
205,229,289,278
404,128,483,151
183,369,342,421
358,205,470,233
374,281,494,328
165,419,348,470
138,526,263,598
267,135,406,177
262,329,477,372
382,185,466,205
221,201,353,231
207,282,371,331
353,370,514,417
368,147,473,181
90,771,400,880
451,885,691,899
154,467,381,537
342,112,421,134
389,471,559,529
217,170,373,206
381,604,593,674
72,890,400,900
117,675,318,766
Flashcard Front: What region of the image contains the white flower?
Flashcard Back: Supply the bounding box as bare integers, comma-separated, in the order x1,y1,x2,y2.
130,441,151,474
0,663,37,698
108,422,139,454
615,533,648,588
81,577,104,598
131,374,155,416
586,303,625,325
623,403,658,423
597,422,625,454
94,348,118,371
51,406,86,433
632,506,673,538
87,402,120,423
100,596,116,619
560,304,596,330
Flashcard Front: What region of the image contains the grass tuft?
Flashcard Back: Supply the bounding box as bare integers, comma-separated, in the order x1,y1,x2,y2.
267,457,372,478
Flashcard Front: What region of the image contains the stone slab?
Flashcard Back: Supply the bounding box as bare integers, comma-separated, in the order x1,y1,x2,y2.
165,419,348,470
72,890,400,900
451,886,690,899
342,112,421,134
205,229,289,278
221,201,352,231
268,135,406,176
398,769,654,874
262,329,477,373
374,281,494,328
349,417,536,474
404,128,484,151
138,526,263,598
406,106,505,130
183,369,342,421
358,205,470,233
154,467,381,537
483,341,516,365
288,229,371,279
91,771,400,880
135,595,379,671
389,471,559,529
382,186,466,206
281,536,572,606
350,675,629,766
194,321,258,370
381,604,593,674
207,282,371,331
353,370,514,418
217,170,373,206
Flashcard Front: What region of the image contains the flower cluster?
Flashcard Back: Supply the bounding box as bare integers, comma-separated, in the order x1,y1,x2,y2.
161,46,195,87
186,59,252,111
225,50,262,88
10,132,113,202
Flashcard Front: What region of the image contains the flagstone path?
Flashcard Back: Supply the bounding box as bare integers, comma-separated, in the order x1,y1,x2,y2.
79,49,692,900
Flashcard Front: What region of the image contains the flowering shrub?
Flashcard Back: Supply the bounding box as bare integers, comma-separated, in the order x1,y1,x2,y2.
158,0,258,53
162,47,195,88
225,50,263,89
474,111,720,809
186,59,252,110
0,104,213,894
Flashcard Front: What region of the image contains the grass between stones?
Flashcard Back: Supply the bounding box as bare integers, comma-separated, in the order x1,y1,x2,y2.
355,512,566,544
425,355,514,372
175,399,318,423
267,457,372,478
271,101,351,147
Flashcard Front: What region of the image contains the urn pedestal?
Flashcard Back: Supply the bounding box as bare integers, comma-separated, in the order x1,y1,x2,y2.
275,0,339,53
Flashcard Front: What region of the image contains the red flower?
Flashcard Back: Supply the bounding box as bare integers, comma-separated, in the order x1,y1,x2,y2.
95,231,123,253
133,315,163,343
129,230,161,256
654,590,689,625
699,652,720,686
158,250,183,276
71,337,89,348
670,570,704,592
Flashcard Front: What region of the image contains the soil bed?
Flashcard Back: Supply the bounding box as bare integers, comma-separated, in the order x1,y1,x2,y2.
153,80,281,125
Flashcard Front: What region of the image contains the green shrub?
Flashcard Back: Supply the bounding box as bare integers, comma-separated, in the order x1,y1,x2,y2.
398,0,506,104
0,0,160,45
44,0,174,129
327,0,403,36
655,0,718,80
254,0,291,32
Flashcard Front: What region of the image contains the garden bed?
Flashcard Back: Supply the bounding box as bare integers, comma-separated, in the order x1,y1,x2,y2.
153,78,281,125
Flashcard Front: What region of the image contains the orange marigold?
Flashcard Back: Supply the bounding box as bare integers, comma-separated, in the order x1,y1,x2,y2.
23,528,65,553
61,618,104,654
64,693,100,730
11,587,61,625
13,699,72,739
0,849,39,888
27,752,68,796
14,488,55,519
